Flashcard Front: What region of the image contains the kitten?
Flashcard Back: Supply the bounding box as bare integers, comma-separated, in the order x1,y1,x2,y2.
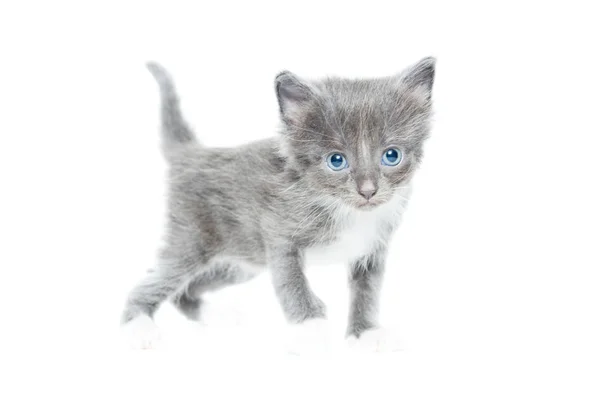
121,57,436,352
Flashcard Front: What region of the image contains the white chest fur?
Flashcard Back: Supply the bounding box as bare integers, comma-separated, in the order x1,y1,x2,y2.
304,190,409,266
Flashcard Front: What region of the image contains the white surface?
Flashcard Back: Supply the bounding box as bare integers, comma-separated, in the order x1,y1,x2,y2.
1,1,599,399
346,327,404,353
283,318,333,356
121,314,162,350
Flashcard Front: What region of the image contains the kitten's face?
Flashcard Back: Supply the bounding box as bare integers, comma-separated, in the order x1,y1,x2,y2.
276,57,435,210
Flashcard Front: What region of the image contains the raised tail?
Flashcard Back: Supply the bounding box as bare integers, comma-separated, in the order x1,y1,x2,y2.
146,62,197,153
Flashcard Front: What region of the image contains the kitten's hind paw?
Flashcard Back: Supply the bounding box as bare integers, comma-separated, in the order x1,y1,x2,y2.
121,315,162,350
346,327,403,354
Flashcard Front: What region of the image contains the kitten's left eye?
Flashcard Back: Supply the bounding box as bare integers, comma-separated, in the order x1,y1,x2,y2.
382,147,402,166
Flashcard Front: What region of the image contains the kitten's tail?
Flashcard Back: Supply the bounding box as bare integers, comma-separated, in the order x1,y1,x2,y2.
146,61,197,157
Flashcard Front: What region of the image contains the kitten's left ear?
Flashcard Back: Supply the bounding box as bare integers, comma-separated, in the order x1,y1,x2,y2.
398,56,436,100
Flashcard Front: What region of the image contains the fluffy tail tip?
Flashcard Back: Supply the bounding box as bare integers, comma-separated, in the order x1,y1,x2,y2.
146,61,172,86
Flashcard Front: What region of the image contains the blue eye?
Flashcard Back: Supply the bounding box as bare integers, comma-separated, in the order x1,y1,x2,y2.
326,153,348,171
382,148,402,166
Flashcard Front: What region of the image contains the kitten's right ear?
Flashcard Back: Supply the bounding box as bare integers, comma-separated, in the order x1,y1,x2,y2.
397,56,436,102
275,71,315,120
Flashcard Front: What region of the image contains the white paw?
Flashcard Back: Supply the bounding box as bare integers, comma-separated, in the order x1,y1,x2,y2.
121,315,162,350
346,327,403,353
284,318,332,356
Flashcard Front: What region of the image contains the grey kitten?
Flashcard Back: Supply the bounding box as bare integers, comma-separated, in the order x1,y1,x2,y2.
121,57,436,349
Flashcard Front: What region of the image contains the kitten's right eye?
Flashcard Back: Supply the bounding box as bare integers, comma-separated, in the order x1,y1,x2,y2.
326,153,348,171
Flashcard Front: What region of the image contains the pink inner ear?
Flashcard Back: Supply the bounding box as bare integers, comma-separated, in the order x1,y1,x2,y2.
279,81,309,104
276,72,315,117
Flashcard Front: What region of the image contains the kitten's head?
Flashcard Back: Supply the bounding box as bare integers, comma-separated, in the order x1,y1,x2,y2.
275,57,435,210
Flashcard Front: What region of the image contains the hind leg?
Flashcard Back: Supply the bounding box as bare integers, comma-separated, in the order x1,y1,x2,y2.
120,255,201,349
171,262,258,321
121,258,199,324
172,290,204,321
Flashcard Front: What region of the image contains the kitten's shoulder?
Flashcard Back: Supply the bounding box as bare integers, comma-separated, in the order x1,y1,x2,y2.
240,137,287,173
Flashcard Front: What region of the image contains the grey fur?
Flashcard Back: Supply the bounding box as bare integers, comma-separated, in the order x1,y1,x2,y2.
121,57,436,340
347,249,387,337
146,62,196,158
171,261,255,320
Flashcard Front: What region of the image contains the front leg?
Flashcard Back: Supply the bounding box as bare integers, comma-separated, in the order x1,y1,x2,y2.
269,244,329,355
347,247,403,352
347,249,386,338
269,245,326,323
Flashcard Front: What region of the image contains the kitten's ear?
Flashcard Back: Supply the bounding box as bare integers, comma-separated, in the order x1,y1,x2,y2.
275,71,315,120
398,56,436,100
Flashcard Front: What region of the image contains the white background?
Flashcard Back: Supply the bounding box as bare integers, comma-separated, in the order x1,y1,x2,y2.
1,1,598,398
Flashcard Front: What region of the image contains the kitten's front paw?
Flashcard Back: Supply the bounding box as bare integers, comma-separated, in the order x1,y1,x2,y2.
284,318,332,356
346,327,403,353
121,315,162,350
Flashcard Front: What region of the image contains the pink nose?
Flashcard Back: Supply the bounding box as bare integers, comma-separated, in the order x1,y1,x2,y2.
358,181,377,200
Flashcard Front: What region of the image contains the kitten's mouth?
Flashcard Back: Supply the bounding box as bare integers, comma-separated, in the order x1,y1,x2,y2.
356,200,382,210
